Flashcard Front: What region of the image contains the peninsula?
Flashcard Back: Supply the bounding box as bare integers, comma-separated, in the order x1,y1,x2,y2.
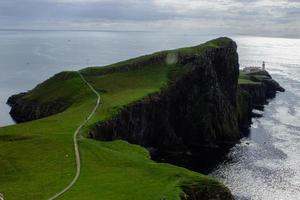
2,37,284,200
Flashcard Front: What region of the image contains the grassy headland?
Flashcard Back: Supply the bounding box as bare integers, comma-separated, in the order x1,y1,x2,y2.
238,69,272,85
0,38,234,199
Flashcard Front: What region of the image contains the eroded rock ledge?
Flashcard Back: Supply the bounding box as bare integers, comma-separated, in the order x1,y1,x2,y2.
7,93,69,123
7,71,77,123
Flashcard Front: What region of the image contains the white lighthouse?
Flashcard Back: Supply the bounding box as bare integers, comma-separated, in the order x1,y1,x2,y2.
262,61,266,70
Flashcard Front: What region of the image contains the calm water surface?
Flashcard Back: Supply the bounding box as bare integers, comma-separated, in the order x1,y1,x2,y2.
0,31,299,199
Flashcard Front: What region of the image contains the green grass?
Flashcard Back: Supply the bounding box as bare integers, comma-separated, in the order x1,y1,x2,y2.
84,63,183,126
238,78,258,84
80,37,233,77
0,38,233,200
61,139,222,200
24,71,81,103
238,71,262,85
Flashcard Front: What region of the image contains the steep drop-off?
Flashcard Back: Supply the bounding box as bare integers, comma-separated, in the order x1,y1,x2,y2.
89,42,241,155
239,69,285,110
86,42,284,172
7,37,284,166
7,71,79,122
6,37,284,200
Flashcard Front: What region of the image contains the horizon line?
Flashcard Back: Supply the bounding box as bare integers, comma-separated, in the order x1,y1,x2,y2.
0,29,299,40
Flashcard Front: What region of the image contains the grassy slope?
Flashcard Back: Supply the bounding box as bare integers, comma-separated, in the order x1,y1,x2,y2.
0,74,95,199
0,38,232,200
238,71,262,84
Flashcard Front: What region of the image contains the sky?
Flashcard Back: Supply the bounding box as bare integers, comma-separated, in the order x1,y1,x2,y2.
1,0,300,37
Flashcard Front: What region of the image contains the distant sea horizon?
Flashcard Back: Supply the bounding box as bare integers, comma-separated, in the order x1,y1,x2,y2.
0,28,299,40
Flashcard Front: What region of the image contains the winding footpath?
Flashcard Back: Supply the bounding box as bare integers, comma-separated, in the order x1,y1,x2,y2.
47,72,101,200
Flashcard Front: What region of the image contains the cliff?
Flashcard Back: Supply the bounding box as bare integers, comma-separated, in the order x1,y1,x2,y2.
6,38,284,200
7,92,69,123
87,42,284,172
89,41,241,155
7,38,284,161
7,71,82,123
239,69,284,109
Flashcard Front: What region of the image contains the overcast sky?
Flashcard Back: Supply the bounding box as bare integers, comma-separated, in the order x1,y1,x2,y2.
1,0,300,37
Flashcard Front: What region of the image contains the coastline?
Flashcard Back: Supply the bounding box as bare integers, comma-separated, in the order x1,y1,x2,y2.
0,37,286,198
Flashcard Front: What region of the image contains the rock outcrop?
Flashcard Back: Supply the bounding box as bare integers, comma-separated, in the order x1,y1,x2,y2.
239,69,285,110
7,93,69,123
7,71,77,123
89,41,285,167
181,184,234,200
90,40,241,156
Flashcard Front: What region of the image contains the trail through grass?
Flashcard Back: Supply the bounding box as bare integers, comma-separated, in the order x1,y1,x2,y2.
47,72,101,200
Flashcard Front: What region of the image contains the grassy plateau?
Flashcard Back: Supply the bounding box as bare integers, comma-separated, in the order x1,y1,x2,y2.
238,69,270,85
0,38,233,200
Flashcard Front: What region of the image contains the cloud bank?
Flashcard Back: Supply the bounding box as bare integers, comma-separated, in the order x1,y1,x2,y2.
1,0,299,37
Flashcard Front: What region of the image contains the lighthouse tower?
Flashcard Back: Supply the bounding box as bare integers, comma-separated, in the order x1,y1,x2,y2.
262,61,266,70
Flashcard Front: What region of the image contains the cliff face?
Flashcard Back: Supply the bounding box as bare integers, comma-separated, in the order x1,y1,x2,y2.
7,93,69,123
7,38,284,158
90,41,241,155
182,184,233,200
89,43,285,164
6,71,79,123
239,69,285,110
6,38,285,200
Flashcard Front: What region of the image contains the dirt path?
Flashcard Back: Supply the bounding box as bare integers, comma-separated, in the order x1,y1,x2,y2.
47,72,101,200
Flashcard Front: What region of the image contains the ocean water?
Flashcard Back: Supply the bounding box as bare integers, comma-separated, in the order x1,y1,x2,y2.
0,31,300,199
211,37,300,200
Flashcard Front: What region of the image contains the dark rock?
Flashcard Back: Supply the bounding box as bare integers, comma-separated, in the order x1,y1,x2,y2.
252,112,263,118
7,93,69,123
240,70,284,108
90,42,241,155
89,41,285,172
181,183,234,200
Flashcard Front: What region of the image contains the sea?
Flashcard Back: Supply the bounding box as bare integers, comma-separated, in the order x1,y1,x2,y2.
0,30,300,200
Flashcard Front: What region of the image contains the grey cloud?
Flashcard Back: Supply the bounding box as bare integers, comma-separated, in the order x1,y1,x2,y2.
0,0,299,37
0,0,175,21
